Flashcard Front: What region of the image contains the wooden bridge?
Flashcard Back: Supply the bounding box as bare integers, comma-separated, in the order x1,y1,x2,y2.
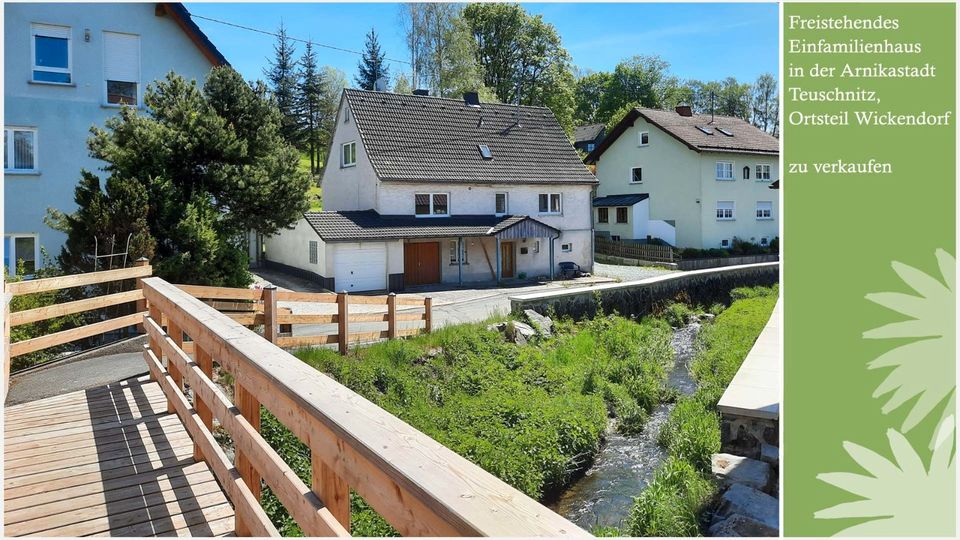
3,266,588,537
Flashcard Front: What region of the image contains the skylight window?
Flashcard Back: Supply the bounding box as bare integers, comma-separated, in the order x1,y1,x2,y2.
478,144,493,160
695,125,714,135
716,127,734,137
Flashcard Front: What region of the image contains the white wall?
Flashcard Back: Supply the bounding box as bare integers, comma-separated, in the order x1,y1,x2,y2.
263,218,325,276
698,151,779,248
320,95,379,211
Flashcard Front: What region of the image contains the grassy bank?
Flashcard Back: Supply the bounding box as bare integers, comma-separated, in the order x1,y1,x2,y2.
261,313,674,535
627,284,779,536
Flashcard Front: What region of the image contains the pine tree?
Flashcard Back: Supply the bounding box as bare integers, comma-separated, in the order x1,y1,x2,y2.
297,42,326,176
264,23,300,145
356,27,390,90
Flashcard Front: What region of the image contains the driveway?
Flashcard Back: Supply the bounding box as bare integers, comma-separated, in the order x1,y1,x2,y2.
592,262,678,282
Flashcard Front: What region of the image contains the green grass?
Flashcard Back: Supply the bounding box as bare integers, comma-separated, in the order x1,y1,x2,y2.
260,313,674,536
306,184,322,211
627,456,716,536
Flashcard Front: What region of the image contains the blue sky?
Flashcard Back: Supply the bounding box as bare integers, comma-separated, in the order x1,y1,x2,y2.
185,2,778,86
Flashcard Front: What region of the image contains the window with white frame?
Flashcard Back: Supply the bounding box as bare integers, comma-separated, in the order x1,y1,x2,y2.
716,201,735,220
720,238,730,248
586,143,595,152
341,141,357,167
561,243,572,253
495,192,508,215
533,240,540,254
103,31,141,105
415,193,449,216
638,131,649,146
538,193,561,214
755,164,772,181
31,23,71,83
716,161,734,180
631,167,642,183
4,234,38,275
4,127,38,172
309,241,319,264
756,201,773,220
448,240,468,264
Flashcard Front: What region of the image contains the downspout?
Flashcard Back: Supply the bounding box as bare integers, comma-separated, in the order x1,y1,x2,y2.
458,237,463,286
550,231,561,280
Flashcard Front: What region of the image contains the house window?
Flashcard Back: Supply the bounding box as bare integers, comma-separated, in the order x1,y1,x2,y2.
638,131,649,146
4,235,38,275
716,161,734,180
538,193,561,214
103,32,140,105
4,127,38,172
586,143,595,152
631,167,642,183
743,166,751,180
720,238,730,248
341,141,357,167
760,237,769,246
495,192,508,215
415,193,449,217
756,164,772,181
716,201,735,220
31,23,71,83
597,207,609,223
309,241,318,264
756,201,773,220
561,243,572,253
478,144,493,160
448,240,468,264
616,207,628,223
611,235,621,241
533,240,540,254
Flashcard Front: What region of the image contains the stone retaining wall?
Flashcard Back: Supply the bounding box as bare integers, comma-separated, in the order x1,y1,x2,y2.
510,262,778,319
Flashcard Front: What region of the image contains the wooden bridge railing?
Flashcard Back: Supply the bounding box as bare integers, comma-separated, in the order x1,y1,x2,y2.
140,276,587,537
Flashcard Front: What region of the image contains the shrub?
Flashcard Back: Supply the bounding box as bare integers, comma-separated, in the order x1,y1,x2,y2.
628,456,715,536
663,301,693,328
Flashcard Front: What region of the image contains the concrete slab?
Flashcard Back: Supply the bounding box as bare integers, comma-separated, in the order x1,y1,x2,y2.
717,299,781,421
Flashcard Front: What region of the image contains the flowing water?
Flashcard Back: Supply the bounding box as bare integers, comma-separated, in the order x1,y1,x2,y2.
548,323,700,531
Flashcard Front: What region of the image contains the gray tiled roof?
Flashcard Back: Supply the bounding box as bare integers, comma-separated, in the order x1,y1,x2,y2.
343,89,597,185
592,194,649,207
587,107,779,163
573,123,605,143
304,211,537,241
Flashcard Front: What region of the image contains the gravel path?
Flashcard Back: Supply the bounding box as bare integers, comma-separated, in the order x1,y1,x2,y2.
592,262,677,282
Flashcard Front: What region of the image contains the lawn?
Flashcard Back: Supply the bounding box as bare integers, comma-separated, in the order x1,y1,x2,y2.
299,152,323,211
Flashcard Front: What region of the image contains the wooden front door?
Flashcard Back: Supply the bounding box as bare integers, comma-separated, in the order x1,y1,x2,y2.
403,242,441,286
500,241,515,278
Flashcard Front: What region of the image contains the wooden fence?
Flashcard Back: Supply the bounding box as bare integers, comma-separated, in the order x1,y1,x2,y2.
141,277,586,536
594,235,675,263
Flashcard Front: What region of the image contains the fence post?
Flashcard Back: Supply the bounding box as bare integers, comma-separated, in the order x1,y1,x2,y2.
424,297,433,333
133,257,150,331
194,346,214,461
235,381,262,536
165,319,184,414
262,286,278,344
3,287,10,401
387,293,397,339
337,291,349,354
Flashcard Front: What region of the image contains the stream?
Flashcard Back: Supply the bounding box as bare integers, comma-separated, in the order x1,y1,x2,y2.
548,322,700,531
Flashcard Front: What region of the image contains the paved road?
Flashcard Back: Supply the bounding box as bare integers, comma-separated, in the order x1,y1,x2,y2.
7,349,147,405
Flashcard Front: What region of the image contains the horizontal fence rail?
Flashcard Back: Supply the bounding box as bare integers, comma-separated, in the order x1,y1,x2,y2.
141,277,588,537
594,235,675,263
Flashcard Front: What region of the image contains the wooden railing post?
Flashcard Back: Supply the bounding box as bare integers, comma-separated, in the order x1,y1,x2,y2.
3,287,10,401
262,286,278,344
312,446,351,531
133,257,150,331
194,346,214,461
424,297,433,333
235,381,263,537
337,291,349,354
387,293,397,339
148,305,163,383
166,319,184,413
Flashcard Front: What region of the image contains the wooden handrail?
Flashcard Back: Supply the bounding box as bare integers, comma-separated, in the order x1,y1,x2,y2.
5,265,152,296
9,290,143,327
141,277,588,537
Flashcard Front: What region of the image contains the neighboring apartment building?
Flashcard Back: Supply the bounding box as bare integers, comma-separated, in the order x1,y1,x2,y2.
586,106,779,249
3,2,227,275
264,89,597,292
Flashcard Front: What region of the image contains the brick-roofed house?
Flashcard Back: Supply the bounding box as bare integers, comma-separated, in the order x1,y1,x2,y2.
586,105,779,249
264,89,597,292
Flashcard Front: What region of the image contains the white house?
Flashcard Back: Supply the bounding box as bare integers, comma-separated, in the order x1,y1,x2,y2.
264,89,597,292
586,106,779,249
3,2,227,275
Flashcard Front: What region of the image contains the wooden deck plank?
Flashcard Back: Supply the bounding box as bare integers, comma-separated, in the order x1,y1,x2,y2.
3,379,235,537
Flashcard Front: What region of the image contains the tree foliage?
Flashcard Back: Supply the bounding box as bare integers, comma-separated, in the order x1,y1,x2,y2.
264,23,301,145
751,73,779,136
297,42,326,176
49,68,310,287
355,27,390,90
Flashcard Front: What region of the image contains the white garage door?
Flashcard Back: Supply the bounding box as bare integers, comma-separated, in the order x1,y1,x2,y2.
333,243,387,292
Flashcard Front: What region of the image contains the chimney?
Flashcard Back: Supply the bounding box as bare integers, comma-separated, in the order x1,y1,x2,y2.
675,105,693,117
463,91,481,107
413,89,430,96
